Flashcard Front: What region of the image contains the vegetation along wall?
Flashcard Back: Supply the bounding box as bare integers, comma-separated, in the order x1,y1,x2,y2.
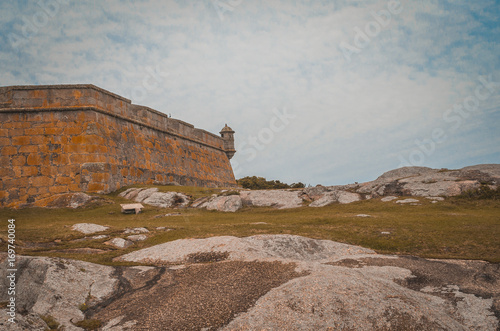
0,84,237,208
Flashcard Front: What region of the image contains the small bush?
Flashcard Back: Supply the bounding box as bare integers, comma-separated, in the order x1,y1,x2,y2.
237,176,305,190
221,190,240,196
74,319,102,330
40,315,60,330
458,185,500,200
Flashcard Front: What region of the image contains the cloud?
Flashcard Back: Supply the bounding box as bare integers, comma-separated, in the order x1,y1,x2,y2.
0,0,498,185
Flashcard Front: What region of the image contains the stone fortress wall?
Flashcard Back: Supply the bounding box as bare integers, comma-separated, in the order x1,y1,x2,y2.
0,84,237,208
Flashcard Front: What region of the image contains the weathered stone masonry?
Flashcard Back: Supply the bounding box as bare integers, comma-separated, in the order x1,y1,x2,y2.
0,84,237,208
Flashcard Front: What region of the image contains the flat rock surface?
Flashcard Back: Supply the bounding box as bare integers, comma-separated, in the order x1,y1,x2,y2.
71,223,109,235
105,238,133,249
116,234,377,264
1,235,498,330
240,190,304,209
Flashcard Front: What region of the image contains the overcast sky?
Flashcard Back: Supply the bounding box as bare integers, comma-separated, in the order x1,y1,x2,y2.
1,0,499,185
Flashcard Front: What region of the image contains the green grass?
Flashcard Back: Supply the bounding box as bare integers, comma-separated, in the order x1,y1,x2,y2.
0,186,499,264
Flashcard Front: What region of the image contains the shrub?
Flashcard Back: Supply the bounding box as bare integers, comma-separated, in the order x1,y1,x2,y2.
73,319,102,330
237,176,305,190
221,190,240,196
458,185,500,200
40,315,61,330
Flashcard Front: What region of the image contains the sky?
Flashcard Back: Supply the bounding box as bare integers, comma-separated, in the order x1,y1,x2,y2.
1,0,499,186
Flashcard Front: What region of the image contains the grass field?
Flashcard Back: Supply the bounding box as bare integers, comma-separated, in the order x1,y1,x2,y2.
1,186,499,265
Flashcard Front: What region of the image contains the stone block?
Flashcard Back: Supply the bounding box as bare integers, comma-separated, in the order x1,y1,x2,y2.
25,128,45,135
56,177,73,185
87,183,106,192
71,136,86,144
64,127,83,135
27,154,43,166
49,185,68,194
68,183,81,192
9,128,24,136
22,166,39,177
40,166,59,176
12,136,31,145
0,156,10,166
0,167,12,177
30,176,53,187
52,153,70,165
26,113,43,121
4,177,28,189
30,135,49,145
13,166,22,177
1,146,17,156
11,155,26,166
19,145,39,153
27,187,38,195
91,172,110,182
45,127,64,135
70,154,89,164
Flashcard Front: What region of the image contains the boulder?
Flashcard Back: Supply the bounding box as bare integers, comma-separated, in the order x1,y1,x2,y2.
309,190,361,207
0,255,117,330
355,164,500,198
205,195,243,212
120,188,190,208
239,190,304,209
303,185,329,200
396,198,420,204
71,223,109,235
127,235,148,242
135,188,159,203
142,192,190,208
91,235,109,240
426,197,445,201
124,227,149,234
105,238,133,249
190,196,210,208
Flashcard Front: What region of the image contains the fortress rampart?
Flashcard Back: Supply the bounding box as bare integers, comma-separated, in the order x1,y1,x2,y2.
0,84,236,208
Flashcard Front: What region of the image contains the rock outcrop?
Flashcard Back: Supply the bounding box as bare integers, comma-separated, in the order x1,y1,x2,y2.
356,164,499,198
309,190,362,207
117,164,500,211
205,195,243,212
1,235,498,330
0,255,117,330
239,189,304,209
305,164,499,205
72,223,109,235
114,235,498,330
119,188,190,208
